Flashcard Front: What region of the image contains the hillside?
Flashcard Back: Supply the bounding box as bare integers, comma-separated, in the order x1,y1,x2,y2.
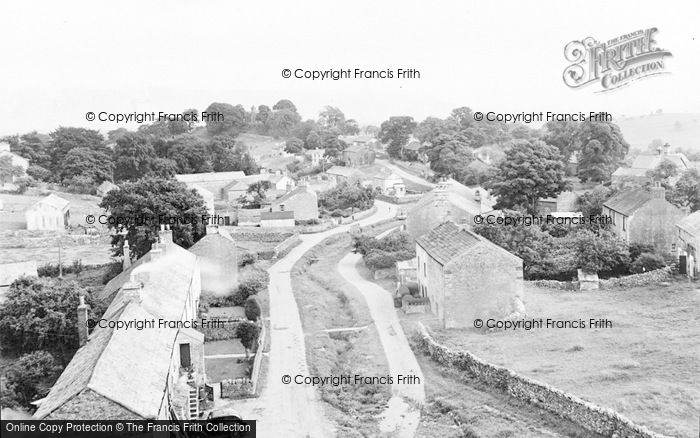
617,113,700,151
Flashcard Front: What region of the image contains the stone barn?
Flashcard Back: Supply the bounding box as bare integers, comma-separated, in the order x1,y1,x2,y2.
25,194,70,231
415,222,524,329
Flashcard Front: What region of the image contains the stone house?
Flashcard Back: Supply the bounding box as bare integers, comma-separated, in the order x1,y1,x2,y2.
602,186,687,255
96,181,119,197
406,179,496,239
305,149,326,166
324,166,365,185
373,169,406,198
175,171,246,201
260,210,295,227
415,222,524,329
0,141,29,190
25,194,70,231
676,211,700,278
342,143,376,167
35,228,204,420
188,226,238,296
611,144,691,187
271,186,319,221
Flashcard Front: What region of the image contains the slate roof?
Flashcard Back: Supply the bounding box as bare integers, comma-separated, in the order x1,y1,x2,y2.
273,186,315,205
260,211,294,220
631,153,689,170
35,241,199,419
603,188,654,216
677,211,700,237
30,194,70,212
175,171,245,183
189,228,237,262
0,261,38,286
416,222,482,265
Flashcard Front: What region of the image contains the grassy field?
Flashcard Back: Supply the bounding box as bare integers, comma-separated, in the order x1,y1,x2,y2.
0,188,106,230
430,282,700,437
291,231,393,437
617,112,700,151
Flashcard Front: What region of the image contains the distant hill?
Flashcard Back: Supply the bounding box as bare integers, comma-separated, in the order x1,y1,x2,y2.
617,113,700,151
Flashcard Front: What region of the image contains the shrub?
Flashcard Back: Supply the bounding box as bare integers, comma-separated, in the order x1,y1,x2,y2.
232,288,250,306
630,252,666,274
628,242,656,262
26,165,52,182
244,297,261,321
238,268,269,296
101,261,123,284
235,321,261,356
14,176,35,194
3,350,62,407
238,252,257,268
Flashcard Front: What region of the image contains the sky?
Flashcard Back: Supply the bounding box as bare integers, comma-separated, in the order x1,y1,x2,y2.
0,0,698,135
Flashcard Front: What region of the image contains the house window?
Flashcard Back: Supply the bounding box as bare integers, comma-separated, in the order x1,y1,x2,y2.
423,262,426,276
671,243,676,252
179,343,191,368
622,216,627,231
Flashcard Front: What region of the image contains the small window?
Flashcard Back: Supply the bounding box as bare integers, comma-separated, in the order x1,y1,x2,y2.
423,263,426,276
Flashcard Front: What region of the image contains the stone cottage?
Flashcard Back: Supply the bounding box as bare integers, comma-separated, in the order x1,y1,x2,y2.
602,186,687,255
25,194,70,231
342,143,376,167
271,186,319,221
415,222,524,329
676,210,700,278
373,169,405,198
188,226,238,296
611,144,691,188
35,228,204,420
406,179,495,239
175,171,246,201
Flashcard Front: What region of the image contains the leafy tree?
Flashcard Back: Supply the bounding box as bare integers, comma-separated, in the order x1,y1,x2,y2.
49,127,106,172
415,117,446,145
318,106,346,130
574,121,629,183
26,164,51,182
378,116,417,158
486,139,568,213
235,321,260,359
0,155,25,185
59,147,113,186
256,105,272,126
542,121,579,162
425,132,474,180
668,168,700,212
168,136,213,174
0,277,94,364
272,99,298,113
3,350,62,407
100,178,208,259
268,109,301,138
318,181,376,212
244,297,261,322
630,253,666,273
575,186,616,230
107,127,130,143
208,137,259,174
572,229,630,274
344,119,360,135
6,132,52,170
646,159,678,184
305,130,323,149
242,180,272,208
204,102,248,135
112,133,158,182
285,137,304,154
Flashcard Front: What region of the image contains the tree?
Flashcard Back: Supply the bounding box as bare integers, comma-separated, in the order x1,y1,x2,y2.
244,297,261,322
204,102,248,135
3,351,62,407
59,147,113,186
100,178,208,259
318,106,346,130
285,137,304,154
0,155,25,185
574,121,629,183
378,116,417,158
305,130,323,149
168,136,213,174
575,186,616,230
630,253,666,273
49,127,105,172
272,99,298,113
0,277,92,364
344,119,360,135
572,229,630,274
6,132,52,171
208,138,259,174
318,182,377,213
268,109,301,138
486,139,568,213
425,131,474,180
542,121,579,162
668,168,700,212
235,321,261,359
112,133,158,182
646,159,678,185
256,105,272,126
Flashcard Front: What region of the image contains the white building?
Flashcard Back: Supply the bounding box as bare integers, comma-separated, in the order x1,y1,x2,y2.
25,194,70,231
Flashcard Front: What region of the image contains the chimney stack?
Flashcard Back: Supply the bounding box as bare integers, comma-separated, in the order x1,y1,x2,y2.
663,142,671,155
650,182,665,199
150,247,163,262
123,240,131,270
122,274,142,303
159,224,173,245
77,295,89,347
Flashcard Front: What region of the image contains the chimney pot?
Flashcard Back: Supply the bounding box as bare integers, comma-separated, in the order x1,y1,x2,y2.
77,295,89,347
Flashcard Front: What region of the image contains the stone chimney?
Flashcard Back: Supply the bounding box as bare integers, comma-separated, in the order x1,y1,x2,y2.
150,247,163,262
474,189,482,202
650,183,665,199
159,224,173,245
77,295,89,347
663,142,671,155
122,274,143,303
122,240,131,271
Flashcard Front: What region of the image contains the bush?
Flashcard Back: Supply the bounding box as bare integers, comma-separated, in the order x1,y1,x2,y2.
63,175,95,194
235,321,261,354
26,165,52,182
14,176,35,194
629,242,656,262
238,268,269,296
37,260,85,277
232,288,250,306
244,297,261,321
3,350,62,407
630,252,666,274
318,181,376,212
238,252,257,268
101,262,123,284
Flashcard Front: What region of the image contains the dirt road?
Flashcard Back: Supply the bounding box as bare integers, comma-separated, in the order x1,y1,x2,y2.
337,253,425,437
233,201,397,437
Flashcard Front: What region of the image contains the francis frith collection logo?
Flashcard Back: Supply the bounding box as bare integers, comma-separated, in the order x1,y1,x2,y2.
563,28,672,92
